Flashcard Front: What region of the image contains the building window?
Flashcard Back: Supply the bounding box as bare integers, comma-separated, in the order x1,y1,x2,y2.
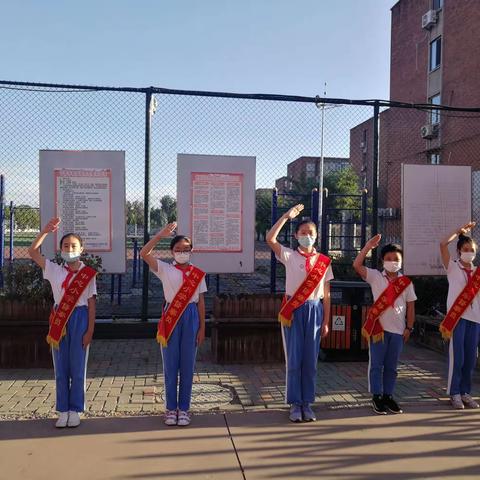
430,153,441,165
433,0,443,10
429,37,441,71
429,93,441,124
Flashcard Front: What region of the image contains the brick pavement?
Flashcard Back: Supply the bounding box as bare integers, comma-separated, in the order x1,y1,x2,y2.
0,339,469,420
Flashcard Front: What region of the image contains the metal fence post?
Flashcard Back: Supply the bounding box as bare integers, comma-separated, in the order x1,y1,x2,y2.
361,189,368,248
371,102,380,268
320,188,328,254
0,175,5,288
141,88,153,321
311,188,319,227
8,201,14,262
132,238,138,288
270,188,278,294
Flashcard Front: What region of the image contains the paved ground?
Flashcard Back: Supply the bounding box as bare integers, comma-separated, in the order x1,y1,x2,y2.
1,406,480,479
0,340,470,420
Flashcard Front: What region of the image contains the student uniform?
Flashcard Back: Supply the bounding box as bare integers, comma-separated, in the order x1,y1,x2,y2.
445,260,480,396
154,260,207,411
276,246,334,406
43,260,97,413
365,268,417,395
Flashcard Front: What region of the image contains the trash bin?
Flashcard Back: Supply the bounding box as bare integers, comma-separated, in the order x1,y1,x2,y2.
320,280,372,361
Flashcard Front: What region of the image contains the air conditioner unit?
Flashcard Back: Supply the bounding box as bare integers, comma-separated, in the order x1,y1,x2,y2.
378,208,398,219
422,10,438,29
421,123,439,139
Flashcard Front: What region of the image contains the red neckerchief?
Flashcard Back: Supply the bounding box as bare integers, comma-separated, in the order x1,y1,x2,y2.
61,265,78,291
174,263,193,282
384,271,399,307
460,266,476,298
297,248,317,273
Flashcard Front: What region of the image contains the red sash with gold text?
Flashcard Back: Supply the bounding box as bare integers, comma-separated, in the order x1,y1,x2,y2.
362,276,412,343
278,253,331,327
440,267,480,340
157,265,205,347
47,266,97,349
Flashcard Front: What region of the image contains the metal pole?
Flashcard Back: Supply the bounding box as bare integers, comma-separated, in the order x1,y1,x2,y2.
361,189,368,248
141,88,154,321
316,84,327,240
372,102,380,268
9,201,14,262
132,238,137,288
320,188,328,254
118,274,122,305
270,188,278,294
0,175,5,288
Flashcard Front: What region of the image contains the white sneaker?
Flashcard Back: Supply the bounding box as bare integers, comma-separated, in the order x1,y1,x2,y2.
164,410,178,426
177,410,191,427
451,394,465,410
67,411,81,427
55,412,69,428
461,394,480,409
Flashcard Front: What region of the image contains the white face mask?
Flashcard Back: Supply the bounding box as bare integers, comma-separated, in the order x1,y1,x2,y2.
61,251,81,263
460,252,476,263
173,252,191,264
297,235,316,248
384,261,402,273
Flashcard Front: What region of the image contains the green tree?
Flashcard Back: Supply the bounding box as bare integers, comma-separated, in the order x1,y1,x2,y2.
126,200,144,227
255,190,272,240
160,195,177,223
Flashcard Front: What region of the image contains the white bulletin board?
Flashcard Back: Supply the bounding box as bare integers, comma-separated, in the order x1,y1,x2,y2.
402,164,471,276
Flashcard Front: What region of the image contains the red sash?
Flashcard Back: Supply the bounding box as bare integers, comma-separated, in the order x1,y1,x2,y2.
47,266,97,349
362,276,412,343
278,253,331,327
157,265,205,347
440,267,480,340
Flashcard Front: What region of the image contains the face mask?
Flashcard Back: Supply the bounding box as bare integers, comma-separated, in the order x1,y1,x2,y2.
460,252,476,263
384,261,402,273
297,235,316,248
61,251,81,263
173,252,191,264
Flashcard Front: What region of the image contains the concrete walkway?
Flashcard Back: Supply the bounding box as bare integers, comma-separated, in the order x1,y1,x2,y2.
1,405,480,479
0,340,465,419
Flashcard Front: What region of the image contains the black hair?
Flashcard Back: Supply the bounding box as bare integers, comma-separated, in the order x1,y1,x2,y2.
380,243,403,259
457,234,476,252
170,235,193,250
295,218,317,234
59,233,83,249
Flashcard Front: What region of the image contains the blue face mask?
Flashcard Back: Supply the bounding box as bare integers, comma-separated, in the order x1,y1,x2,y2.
61,251,81,263
297,235,316,248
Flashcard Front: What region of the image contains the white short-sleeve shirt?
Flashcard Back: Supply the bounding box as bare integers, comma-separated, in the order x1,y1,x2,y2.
43,260,97,307
365,268,417,335
153,260,208,303
446,259,480,324
276,246,334,300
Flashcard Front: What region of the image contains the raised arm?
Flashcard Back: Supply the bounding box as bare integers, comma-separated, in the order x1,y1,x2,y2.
139,222,177,272
266,204,305,258
27,217,61,270
440,222,475,269
353,234,382,281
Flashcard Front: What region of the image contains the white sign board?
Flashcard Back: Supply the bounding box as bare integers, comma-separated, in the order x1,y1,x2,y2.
402,164,471,276
332,315,346,332
177,154,256,273
40,150,126,273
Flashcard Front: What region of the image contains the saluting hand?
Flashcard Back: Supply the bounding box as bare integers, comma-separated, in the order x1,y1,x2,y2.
157,222,177,238
366,234,382,250
284,204,304,220
42,217,61,234
458,222,476,235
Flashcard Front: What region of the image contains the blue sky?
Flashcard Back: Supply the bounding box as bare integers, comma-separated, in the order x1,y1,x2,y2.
0,1,398,205
1,0,397,99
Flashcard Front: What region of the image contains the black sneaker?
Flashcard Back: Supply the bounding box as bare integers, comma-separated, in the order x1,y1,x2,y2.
383,395,403,414
372,394,387,415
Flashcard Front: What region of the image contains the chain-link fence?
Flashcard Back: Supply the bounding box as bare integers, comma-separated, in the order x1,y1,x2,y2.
1,80,480,318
